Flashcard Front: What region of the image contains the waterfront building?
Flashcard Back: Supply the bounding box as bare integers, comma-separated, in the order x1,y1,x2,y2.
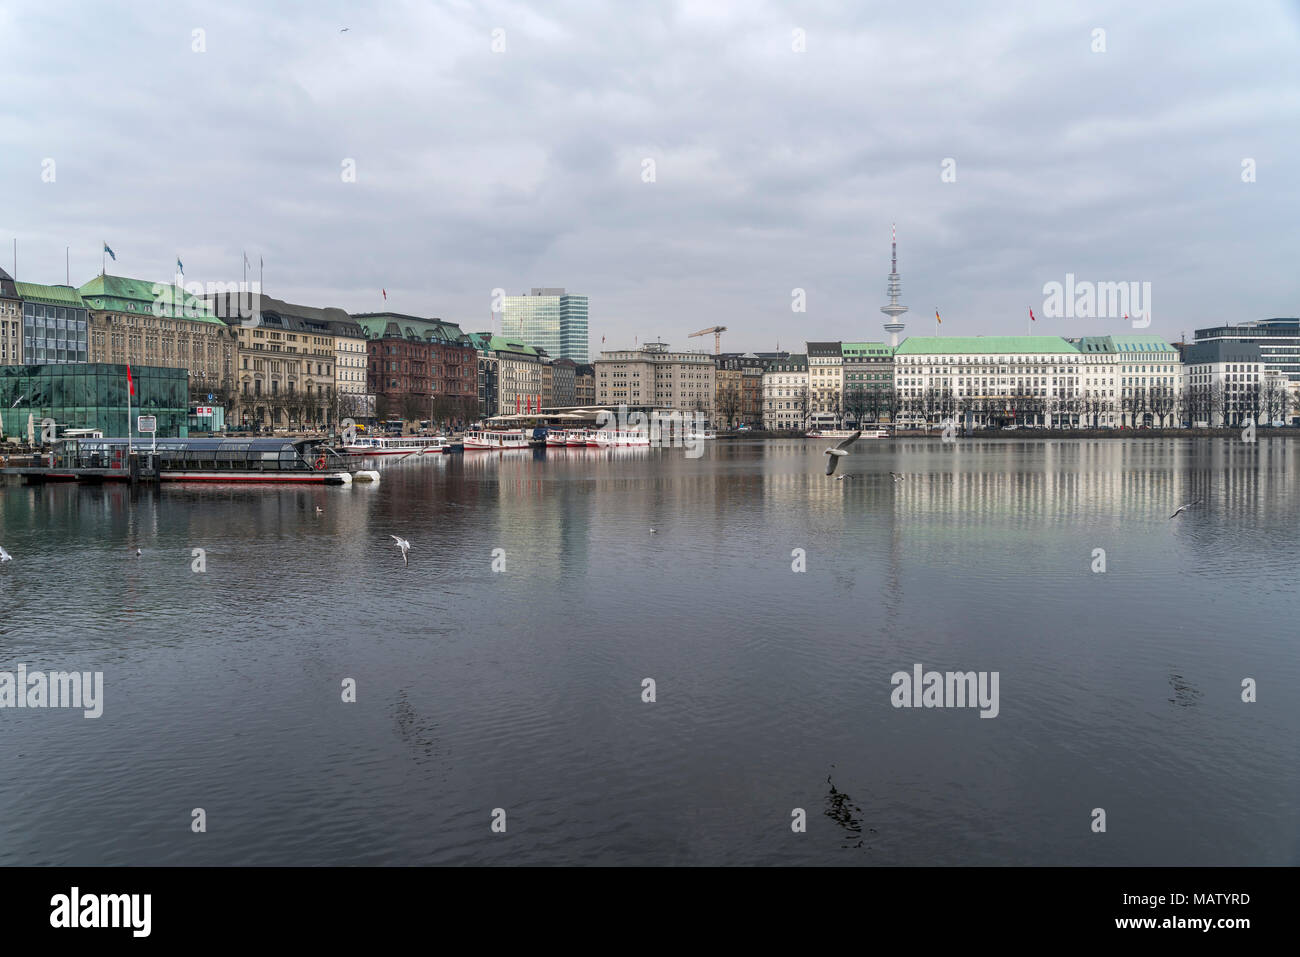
466,333,499,419
1193,318,1300,384
353,313,477,425
763,354,808,430
501,288,590,362
468,334,547,415
17,280,90,365
1072,335,1181,427
207,295,338,431
0,268,21,364
1182,340,1267,427
0,363,189,440
595,342,715,419
892,336,1084,429
806,341,844,428
327,315,374,421
80,274,235,401
551,357,577,408
574,362,595,407
841,341,894,425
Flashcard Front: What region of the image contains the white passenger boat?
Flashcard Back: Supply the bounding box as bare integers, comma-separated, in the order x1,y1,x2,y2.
463,429,531,450
565,429,592,446
588,428,651,447
806,428,889,439
544,429,569,447
340,435,451,456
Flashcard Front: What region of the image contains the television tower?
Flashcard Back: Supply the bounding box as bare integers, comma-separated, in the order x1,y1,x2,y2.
881,223,908,347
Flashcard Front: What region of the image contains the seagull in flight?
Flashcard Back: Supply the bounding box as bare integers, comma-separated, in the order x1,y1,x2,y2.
835,474,852,482
889,471,905,483
340,27,350,32
135,548,142,558
823,430,861,476
390,535,411,565
1170,501,1201,519
315,506,323,514
0,546,11,562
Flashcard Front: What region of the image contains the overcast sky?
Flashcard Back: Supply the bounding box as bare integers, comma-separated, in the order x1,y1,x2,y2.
2,0,1297,351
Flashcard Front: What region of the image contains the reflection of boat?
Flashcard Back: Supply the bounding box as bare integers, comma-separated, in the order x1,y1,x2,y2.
463,429,530,450
340,435,451,456
685,429,716,441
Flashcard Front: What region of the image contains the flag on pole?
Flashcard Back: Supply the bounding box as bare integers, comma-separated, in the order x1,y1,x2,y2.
103,242,116,261
1029,308,1036,322
243,251,251,270
382,288,387,301
177,257,184,273
516,395,520,414
126,364,135,397
935,309,942,325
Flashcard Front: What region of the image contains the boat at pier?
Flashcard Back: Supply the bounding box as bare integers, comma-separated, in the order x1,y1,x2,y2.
11,437,369,485
588,428,651,447
339,435,451,456
463,429,531,451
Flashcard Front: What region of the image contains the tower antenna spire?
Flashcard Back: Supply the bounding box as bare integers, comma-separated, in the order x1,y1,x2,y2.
881,223,908,348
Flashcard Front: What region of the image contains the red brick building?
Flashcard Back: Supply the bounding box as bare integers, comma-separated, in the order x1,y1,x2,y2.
353,312,477,427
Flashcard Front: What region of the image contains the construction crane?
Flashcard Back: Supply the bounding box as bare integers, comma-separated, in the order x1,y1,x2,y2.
689,325,727,354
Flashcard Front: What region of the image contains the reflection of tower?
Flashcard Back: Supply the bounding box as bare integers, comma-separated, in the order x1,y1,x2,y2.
881,223,908,348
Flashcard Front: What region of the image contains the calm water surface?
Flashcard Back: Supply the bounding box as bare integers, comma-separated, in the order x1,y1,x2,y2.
0,437,1296,865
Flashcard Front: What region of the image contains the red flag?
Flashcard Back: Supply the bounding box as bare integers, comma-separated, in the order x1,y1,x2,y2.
1029,308,1036,322
516,395,520,414
126,364,135,396
382,288,387,301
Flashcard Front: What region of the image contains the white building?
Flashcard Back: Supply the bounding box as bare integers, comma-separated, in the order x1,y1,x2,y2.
763,354,808,430
1183,340,1266,427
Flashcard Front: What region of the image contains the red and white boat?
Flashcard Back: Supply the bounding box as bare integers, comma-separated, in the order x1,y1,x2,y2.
463,429,531,450
566,429,592,446
545,429,569,447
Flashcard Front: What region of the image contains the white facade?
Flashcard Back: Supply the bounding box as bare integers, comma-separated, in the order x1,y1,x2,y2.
762,357,808,430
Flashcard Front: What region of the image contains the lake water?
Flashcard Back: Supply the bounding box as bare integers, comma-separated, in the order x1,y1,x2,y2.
1,437,1296,865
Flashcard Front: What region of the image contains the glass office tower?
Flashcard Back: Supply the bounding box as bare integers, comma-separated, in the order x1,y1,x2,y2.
501,288,589,362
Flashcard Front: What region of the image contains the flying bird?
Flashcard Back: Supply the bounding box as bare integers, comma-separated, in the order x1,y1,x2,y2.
835,474,852,481
340,27,349,32
1170,501,1201,519
0,546,11,562
823,430,861,476
135,548,142,558
889,472,905,483
315,506,323,514
390,535,411,565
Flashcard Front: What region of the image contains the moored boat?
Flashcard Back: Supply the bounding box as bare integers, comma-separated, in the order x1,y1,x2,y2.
463,429,531,450
588,428,651,447
339,435,450,456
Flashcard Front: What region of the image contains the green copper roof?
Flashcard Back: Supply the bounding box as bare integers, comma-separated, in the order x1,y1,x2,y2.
77,274,224,324
895,335,1079,355
14,282,87,307
352,312,468,343
841,341,891,356
1108,335,1176,353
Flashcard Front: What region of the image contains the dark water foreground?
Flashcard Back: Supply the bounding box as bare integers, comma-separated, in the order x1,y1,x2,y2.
0,437,1296,865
